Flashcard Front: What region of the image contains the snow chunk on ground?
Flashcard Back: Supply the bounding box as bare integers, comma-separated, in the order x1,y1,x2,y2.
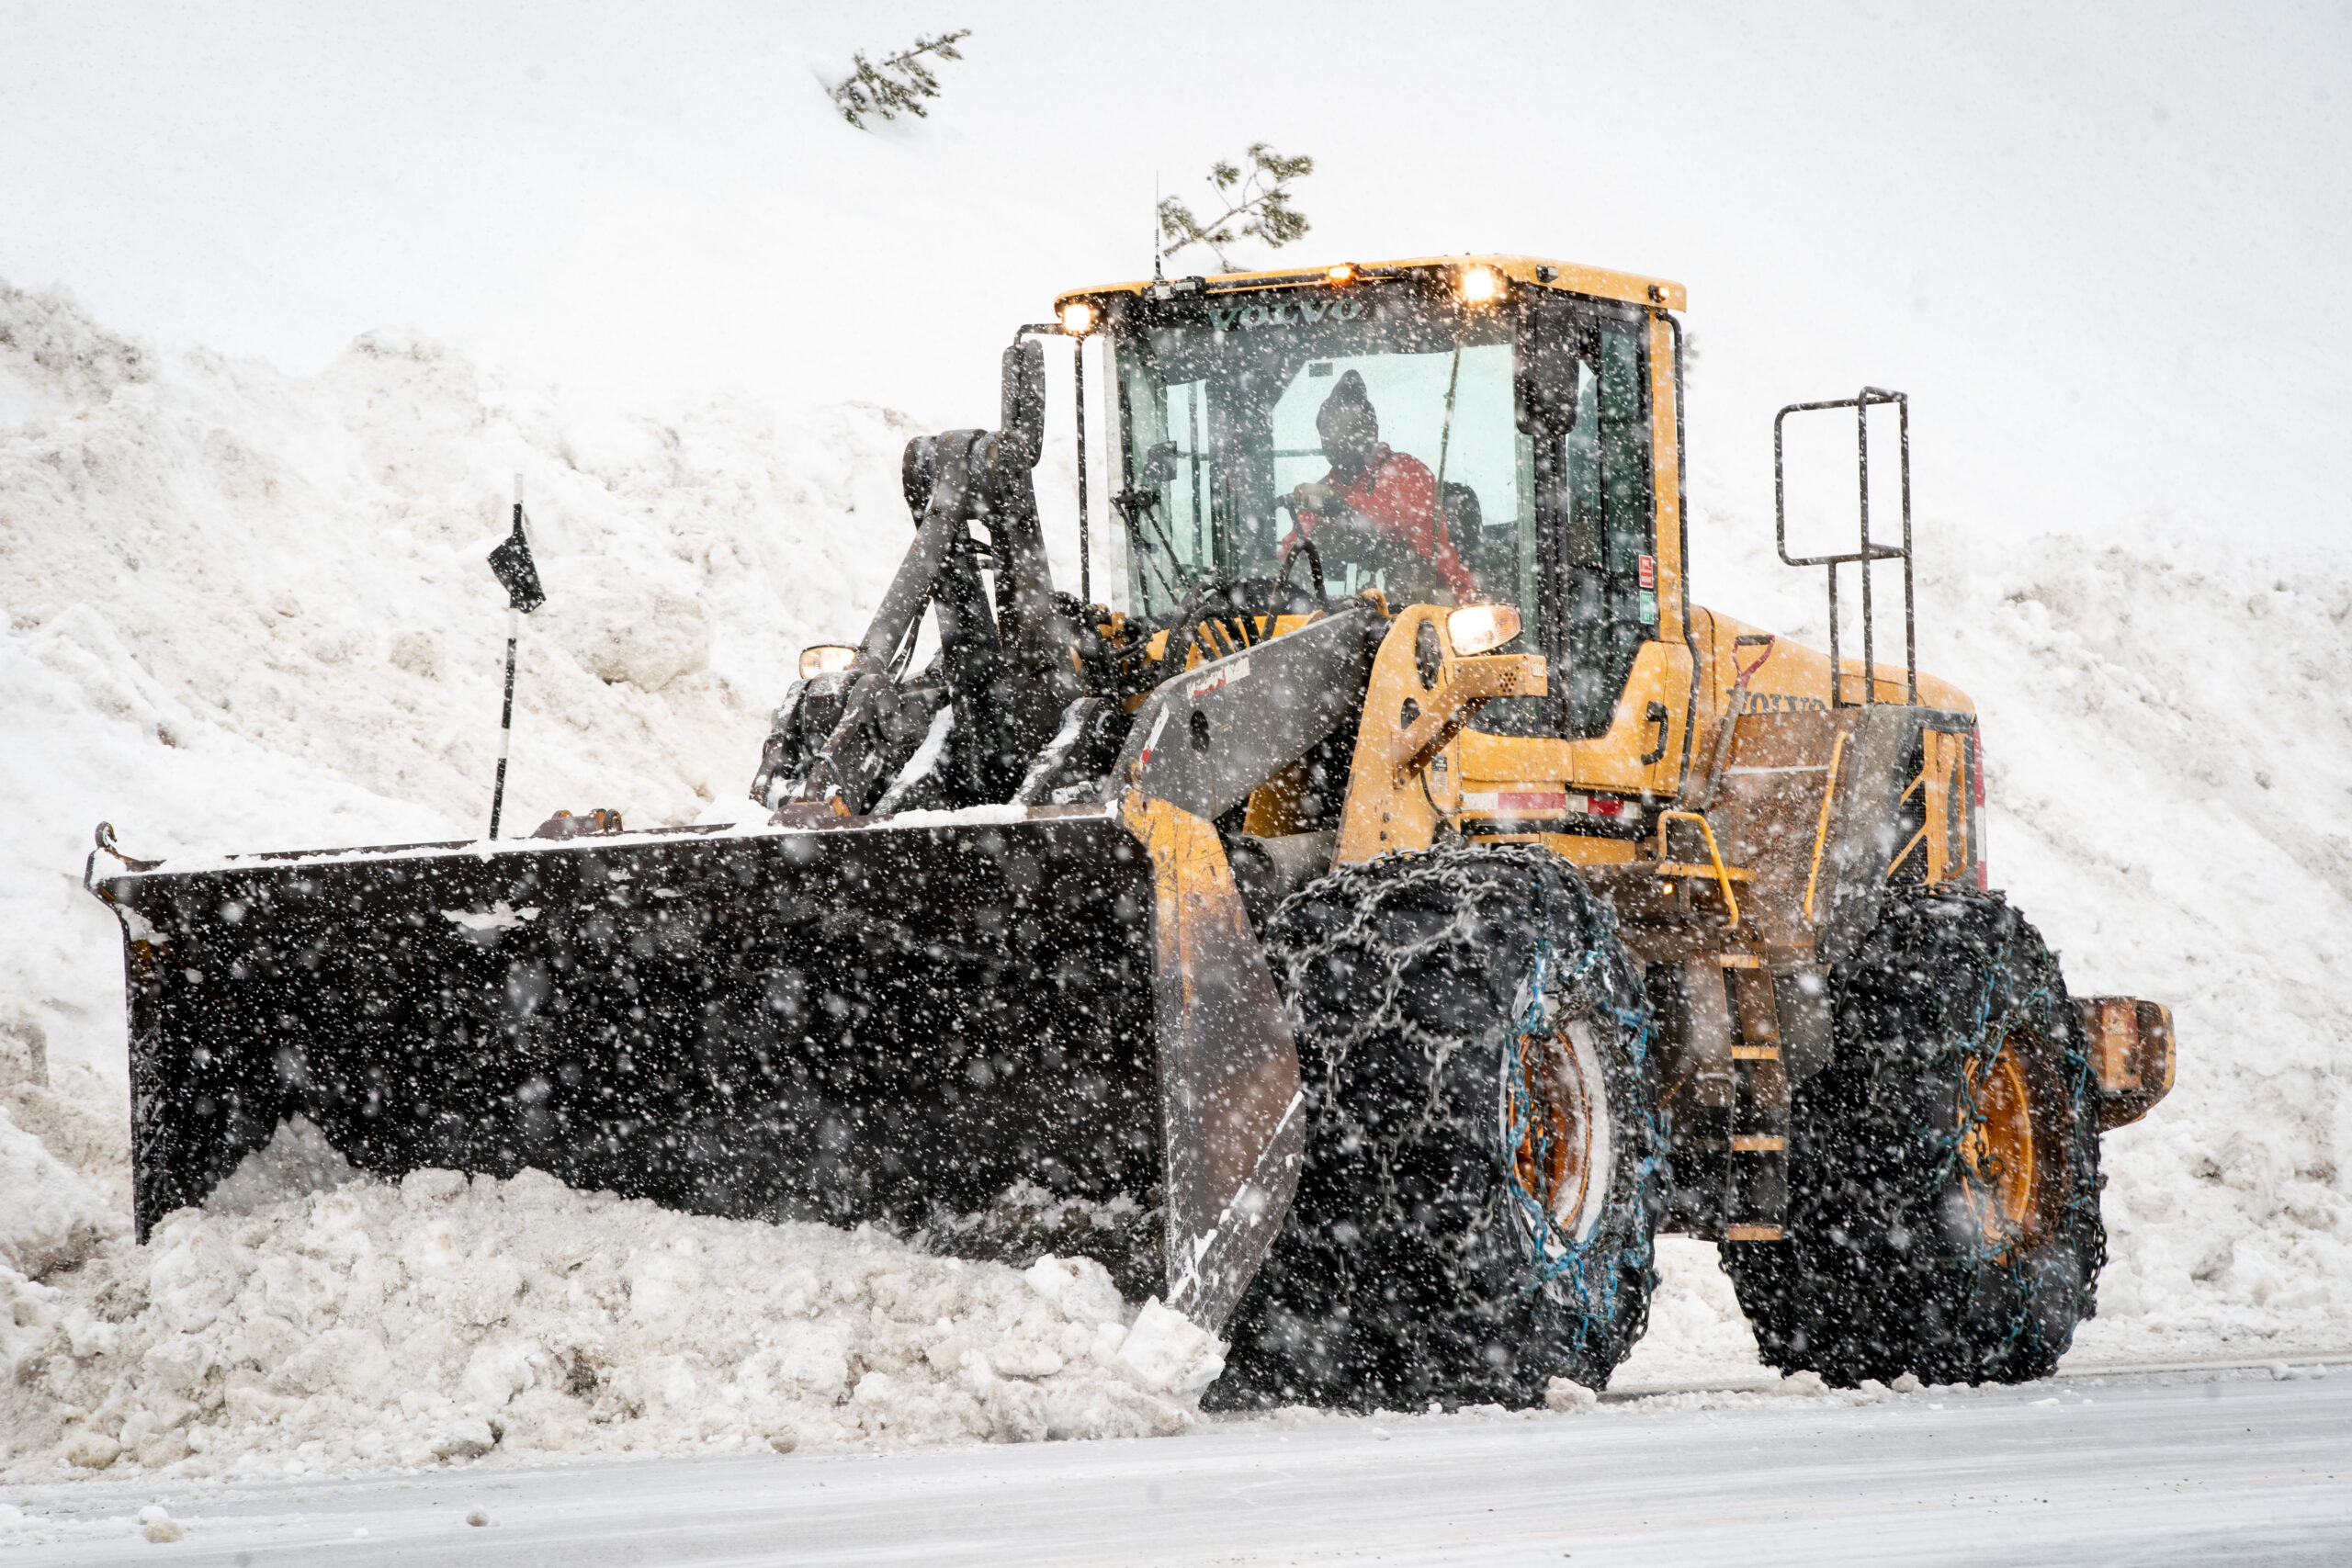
0,1120,1207,1483
1544,1377,1598,1411
1114,1301,1227,1396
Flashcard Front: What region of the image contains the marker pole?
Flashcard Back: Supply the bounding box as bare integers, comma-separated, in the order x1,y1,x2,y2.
487,475,525,839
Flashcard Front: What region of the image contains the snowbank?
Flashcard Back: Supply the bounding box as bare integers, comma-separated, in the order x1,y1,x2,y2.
1925,534,2352,1356
0,1121,1217,1482
0,276,924,1079
0,1109,117,1280
1,279,2347,1477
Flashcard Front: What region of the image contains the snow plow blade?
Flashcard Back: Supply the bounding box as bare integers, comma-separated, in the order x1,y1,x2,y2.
91,801,1301,1333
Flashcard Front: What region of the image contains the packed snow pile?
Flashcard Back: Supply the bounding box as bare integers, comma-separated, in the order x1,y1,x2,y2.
0,272,928,1136
2,278,2348,1477
0,276,923,850
0,1108,119,1281
1914,533,2352,1358
0,1119,1221,1482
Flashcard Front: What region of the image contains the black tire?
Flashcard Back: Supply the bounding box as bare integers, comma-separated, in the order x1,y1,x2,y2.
1210,843,1663,1410
1723,886,2103,1386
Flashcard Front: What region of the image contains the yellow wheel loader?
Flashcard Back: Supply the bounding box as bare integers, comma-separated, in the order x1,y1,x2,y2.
88,254,2177,1403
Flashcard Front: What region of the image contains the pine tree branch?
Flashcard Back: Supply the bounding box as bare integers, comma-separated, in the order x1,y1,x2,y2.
1159,143,1316,271
831,28,972,129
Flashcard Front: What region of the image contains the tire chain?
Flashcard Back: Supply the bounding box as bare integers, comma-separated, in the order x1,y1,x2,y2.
1262,843,1663,1330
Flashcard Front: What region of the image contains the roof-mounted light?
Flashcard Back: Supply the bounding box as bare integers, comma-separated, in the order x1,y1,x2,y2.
1459,265,1504,306
1058,299,1095,335
1327,263,1358,285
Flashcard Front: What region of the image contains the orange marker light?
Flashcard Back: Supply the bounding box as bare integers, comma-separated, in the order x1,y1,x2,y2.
1327,264,1357,285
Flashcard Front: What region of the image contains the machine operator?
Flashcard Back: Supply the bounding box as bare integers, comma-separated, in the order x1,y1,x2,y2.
1283,369,1479,603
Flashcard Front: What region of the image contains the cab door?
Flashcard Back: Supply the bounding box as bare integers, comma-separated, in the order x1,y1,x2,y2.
1451,296,1693,844
1554,302,1665,739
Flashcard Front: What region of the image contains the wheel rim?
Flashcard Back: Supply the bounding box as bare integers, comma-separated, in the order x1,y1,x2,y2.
1960,1034,2038,1248
1510,1019,1613,1246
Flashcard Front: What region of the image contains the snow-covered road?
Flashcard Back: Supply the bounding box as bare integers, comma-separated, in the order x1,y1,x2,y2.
8,1365,2346,1565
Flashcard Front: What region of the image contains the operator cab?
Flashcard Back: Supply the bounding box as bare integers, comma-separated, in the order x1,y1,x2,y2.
1070,257,1677,740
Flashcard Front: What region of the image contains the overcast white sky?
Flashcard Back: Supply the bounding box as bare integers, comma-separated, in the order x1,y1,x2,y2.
1,2,2344,547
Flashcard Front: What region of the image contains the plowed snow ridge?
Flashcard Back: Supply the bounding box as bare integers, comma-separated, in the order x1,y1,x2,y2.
1,281,2346,1480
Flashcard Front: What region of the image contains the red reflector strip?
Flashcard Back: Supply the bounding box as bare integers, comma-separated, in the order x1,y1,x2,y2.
1460,790,1635,822
1498,792,1568,813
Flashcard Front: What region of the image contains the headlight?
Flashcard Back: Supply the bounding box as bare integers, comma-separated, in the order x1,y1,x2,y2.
1058,300,1095,335
798,645,858,680
1447,604,1521,656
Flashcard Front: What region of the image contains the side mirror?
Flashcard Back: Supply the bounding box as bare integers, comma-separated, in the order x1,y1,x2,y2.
1514,299,1590,436
1001,340,1046,467
1142,440,1181,486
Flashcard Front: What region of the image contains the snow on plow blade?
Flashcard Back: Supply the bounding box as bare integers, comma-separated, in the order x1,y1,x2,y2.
93,801,1301,1333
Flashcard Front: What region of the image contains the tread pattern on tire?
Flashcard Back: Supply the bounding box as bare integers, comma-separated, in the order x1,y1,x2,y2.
1724,886,2103,1386
1212,843,1663,1410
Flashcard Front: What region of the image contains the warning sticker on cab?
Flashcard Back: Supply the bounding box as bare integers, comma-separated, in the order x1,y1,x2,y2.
1189,657,1250,701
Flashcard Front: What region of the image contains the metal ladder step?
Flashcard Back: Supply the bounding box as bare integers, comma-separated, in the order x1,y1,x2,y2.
1721,953,1790,1242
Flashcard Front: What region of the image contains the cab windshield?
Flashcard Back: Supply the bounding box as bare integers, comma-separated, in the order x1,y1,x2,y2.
1113,285,1528,617
1108,279,1657,737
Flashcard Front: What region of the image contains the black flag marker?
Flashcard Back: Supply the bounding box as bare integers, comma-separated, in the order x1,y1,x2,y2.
489,484,545,613
485,475,542,839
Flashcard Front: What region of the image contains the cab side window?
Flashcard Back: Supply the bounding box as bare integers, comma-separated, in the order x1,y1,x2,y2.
1502,298,1658,739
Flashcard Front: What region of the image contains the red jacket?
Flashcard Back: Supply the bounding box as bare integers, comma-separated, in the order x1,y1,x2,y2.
1295,445,1479,601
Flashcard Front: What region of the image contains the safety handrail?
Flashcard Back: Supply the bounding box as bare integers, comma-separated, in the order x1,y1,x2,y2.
1774,388,1917,707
